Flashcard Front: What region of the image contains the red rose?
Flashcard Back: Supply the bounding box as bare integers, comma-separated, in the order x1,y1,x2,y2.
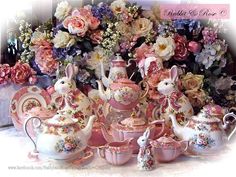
10,62,35,85
90,30,103,44
174,34,189,61
0,64,11,85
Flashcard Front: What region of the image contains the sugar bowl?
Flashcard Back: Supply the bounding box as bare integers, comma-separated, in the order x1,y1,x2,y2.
150,135,188,162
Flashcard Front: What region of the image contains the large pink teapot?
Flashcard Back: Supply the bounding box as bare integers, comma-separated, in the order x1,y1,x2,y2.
97,78,149,111
101,113,165,153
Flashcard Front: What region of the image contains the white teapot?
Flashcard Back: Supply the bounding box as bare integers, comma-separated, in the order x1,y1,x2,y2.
169,105,236,156
24,114,96,160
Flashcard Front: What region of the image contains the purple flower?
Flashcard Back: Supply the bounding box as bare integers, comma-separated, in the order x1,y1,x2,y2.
202,27,218,44
53,45,81,60
91,3,114,21
173,19,201,32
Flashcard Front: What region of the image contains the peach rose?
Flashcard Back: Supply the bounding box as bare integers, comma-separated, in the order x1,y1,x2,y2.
10,62,35,85
181,72,204,91
134,43,154,62
132,18,153,37
63,12,88,37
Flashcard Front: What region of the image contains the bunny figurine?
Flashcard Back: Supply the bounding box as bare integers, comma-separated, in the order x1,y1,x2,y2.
157,65,193,126
53,63,92,126
137,128,156,171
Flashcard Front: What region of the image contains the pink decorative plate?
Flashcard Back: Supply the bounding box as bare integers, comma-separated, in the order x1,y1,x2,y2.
10,86,51,130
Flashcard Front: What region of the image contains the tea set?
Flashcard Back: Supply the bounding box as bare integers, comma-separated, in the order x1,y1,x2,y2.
22,55,236,170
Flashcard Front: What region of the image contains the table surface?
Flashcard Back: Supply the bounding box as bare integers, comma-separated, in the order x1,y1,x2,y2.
1,126,236,177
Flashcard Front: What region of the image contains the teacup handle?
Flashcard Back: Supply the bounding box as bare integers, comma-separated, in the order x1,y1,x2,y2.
151,119,165,139
223,112,236,140
23,117,42,153
180,140,189,153
139,80,149,99
97,147,106,159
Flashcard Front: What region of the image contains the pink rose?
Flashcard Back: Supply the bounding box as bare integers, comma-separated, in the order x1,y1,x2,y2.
90,30,103,44
63,12,88,37
11,62,35,85
76,8,100,30
33,40,58,75
174,35,189,61
188,41,202,54
0,64,11,85
134,43,154,62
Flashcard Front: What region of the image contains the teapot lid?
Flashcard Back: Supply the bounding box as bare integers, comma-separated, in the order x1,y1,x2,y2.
120,112,146,127
114,78,134,84
151,134,181,148
191,109,221,123
203,104,225,116
45,114,78,126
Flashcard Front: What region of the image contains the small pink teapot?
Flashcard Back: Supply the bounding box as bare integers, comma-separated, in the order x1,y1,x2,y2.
150,135,188,162
97,78,149,111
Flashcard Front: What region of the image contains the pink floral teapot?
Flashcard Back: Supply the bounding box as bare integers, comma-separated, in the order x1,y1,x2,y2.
169,105,236,156
97,78,149,111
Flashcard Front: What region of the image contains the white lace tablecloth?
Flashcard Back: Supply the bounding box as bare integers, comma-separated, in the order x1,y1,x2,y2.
1,126,236,177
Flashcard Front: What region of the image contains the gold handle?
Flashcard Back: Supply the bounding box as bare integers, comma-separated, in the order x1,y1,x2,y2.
139,80,149,99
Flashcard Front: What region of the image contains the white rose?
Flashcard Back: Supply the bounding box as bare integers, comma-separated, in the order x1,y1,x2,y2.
54,1,72,21
52,30,75,48
132,18,153,37
153,36,175,61
31,31,47,44
110,0,126,14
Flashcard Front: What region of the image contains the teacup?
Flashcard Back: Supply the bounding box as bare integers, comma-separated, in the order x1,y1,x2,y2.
97,139,133,165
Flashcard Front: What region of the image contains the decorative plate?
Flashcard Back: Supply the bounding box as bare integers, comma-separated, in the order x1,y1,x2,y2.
10,86,51,130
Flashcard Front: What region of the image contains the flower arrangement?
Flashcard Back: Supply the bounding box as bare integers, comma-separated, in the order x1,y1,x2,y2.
0,0,235,109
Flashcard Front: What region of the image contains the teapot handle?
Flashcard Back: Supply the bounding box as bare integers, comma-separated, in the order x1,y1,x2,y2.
139,80,149,99
180,140,189,154
97,147,106,159
23,117,42,153
223,112,236,140
151,119,165,139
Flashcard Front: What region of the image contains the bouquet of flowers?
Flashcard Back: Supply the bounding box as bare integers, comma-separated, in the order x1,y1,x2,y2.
1,0,235,109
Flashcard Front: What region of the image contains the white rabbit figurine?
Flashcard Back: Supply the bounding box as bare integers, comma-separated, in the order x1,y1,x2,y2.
53,63,92,125
157,65,193,126
137,128,156,171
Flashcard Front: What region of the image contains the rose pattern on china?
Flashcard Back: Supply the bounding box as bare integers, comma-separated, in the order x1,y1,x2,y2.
190,133,215,149
55,136,81,153
114,87,139,105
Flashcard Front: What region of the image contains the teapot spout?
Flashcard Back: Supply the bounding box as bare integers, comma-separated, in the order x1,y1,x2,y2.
81,115,96,141
96,80,110,101
100,123,114,142
169,114,185,140
100,61,111,88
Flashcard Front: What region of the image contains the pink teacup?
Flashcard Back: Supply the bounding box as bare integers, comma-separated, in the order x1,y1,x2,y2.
98,139,133,165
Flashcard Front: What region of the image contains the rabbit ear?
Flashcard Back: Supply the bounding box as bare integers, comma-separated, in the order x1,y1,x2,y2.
65,63,74,80
72,64,78,76
144,128,150,139
170,65,178,82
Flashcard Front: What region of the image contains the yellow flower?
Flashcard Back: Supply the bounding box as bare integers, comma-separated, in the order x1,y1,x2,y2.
52,30,75,48
132,18,153,37
181,72,204,91
110,0,126,15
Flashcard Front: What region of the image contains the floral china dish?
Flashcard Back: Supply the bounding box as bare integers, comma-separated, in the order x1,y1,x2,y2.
98,139,133,165
10,86,51,130
150,135,188,162
169,106,236,156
